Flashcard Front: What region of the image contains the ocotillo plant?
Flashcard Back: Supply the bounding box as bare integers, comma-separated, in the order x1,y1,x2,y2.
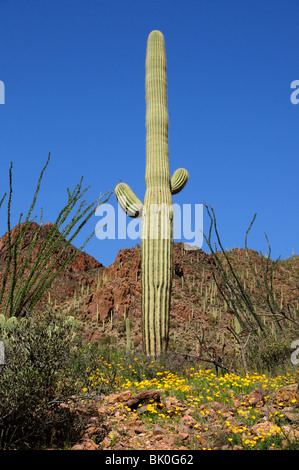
0,154,112,318
115,31,188,358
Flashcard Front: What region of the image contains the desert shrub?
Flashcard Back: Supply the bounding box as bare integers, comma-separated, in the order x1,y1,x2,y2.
0,309,87,449
245,328,299,374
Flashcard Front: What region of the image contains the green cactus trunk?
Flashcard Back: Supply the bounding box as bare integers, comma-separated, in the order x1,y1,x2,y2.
142,31,173,358
115,31,188,358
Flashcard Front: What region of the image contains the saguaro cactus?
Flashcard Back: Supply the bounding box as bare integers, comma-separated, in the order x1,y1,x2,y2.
115,30,188,358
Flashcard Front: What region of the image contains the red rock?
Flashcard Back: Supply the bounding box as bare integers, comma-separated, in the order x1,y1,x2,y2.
180,415,197,428
107,390,133,404
71,439,99,450
101,437,111,449
85,288,114,320
153,424,165,436
274,384,299,407
125,390,162,410
246,387,267,406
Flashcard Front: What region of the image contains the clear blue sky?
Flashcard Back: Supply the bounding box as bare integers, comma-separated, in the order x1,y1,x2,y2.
0,0,298,267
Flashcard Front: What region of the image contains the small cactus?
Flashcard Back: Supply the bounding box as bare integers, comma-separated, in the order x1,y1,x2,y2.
126,317,131,354
65,315,79,331
6,316,18,330
0,313,5,328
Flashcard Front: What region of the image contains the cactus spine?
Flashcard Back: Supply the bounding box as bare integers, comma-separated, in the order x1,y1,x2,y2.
115,31,188,358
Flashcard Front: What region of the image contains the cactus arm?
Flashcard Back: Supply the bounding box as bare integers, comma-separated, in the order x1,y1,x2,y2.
114,183,143,218
170,168,189,194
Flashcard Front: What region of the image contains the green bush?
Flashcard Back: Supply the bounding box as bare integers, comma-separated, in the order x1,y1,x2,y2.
0,309,88,449
245,329,298,374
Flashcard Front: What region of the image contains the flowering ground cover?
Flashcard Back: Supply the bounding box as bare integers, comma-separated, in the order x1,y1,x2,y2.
77,356,299,450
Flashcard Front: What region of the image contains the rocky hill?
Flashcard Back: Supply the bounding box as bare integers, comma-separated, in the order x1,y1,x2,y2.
0,221,298,362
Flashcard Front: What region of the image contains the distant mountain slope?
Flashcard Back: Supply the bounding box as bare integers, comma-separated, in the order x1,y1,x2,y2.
0,222,297,358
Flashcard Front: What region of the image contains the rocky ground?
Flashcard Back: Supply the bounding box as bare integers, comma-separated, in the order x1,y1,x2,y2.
69,381,299,451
